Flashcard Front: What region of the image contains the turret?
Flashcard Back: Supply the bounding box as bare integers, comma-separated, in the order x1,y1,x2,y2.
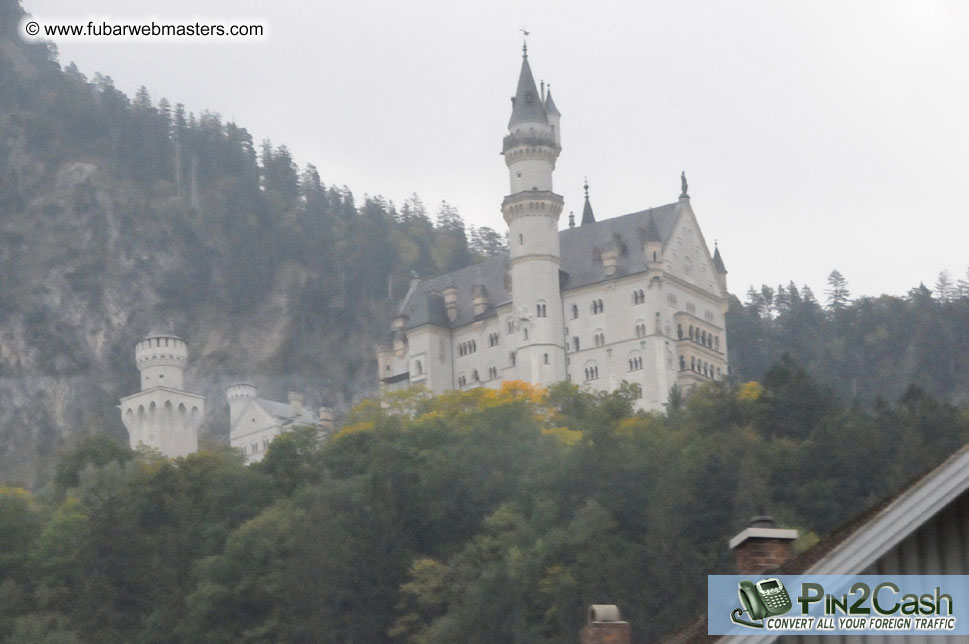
121,328,204,458
135,329,188,390
501,42,566,385
713,242,728,293
544,85,561,145
227,382,257,430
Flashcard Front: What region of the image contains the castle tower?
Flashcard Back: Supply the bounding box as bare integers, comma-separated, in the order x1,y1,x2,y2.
226,382,258,431
501,43,566,384
119,329,205,458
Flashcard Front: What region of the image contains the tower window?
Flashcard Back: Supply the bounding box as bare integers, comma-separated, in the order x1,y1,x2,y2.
536,302,547,318
573,336,580,352
519,234,524,245
544,353,549,365
571,304,579,319
632,290,645,305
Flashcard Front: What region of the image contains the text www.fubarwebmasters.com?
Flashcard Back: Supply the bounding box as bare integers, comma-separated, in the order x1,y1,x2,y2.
21,18,268,41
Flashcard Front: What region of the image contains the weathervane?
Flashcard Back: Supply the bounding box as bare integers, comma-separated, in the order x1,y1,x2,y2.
520,27,530,56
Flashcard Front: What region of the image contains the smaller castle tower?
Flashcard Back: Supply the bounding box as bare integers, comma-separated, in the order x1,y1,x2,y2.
119,329,205,458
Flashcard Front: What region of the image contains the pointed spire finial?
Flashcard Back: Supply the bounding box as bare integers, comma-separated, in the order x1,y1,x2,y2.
520,28,530,57
568,211,575,228
680,171,689,198
581,179,596,225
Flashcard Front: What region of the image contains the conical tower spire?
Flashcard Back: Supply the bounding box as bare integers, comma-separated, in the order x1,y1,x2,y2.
508,47,548,127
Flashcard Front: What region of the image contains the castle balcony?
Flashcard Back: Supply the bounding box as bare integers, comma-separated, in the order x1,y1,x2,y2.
502,132,560,155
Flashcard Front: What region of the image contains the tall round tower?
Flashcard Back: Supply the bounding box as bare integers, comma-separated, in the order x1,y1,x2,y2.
501,43,566,384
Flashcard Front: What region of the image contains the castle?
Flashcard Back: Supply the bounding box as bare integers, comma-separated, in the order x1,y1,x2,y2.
119,328,333,461
377,45,730,411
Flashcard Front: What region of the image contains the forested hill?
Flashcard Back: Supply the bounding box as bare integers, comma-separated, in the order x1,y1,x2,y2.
0,0,506,486
728,276,969,405
2,0,969,489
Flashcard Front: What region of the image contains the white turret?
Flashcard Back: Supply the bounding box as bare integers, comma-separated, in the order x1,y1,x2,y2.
135,329,188,389
502,43,566,384
227,382,257,430
120,329,205,458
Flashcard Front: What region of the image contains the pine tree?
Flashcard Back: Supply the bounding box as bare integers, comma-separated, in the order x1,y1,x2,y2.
825,270,850,310
935,270,954,302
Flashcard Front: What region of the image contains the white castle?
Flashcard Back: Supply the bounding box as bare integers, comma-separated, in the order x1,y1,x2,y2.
226,383,334,464
119,330,334,461
119,329,205,457
377,45,729,411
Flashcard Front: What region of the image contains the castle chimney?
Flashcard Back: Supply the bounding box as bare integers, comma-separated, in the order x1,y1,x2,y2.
472,284,489,316
729,515,798,575
443,285,458,323
288,392,304,414
580,605,631,644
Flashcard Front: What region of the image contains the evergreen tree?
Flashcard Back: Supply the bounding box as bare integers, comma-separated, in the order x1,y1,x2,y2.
825,269,850,310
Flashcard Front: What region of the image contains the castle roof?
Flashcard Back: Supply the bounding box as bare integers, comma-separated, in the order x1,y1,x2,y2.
251,397,322,428
580,193,596,225
544,88,561,117
508,53,548,127
713,245,727,274
395,202,681,331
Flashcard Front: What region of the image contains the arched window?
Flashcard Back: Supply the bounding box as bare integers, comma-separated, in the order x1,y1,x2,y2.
415,360,422,375
523,328,528,341
679,355,686,371
536,302,547,318
571,304,579,319
543,353,549,365
715,336,720,351
573,336,580,352
594,330,605,347
677,324,683,339
507,318,514,334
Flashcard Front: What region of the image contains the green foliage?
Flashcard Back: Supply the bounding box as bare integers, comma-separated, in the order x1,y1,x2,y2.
5,376,969,642
728,274,969,404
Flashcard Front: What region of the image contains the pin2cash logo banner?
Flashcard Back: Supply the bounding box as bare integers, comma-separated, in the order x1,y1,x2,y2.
707,575,967,635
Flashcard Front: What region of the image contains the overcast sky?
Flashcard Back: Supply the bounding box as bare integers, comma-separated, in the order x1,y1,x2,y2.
24,0,969,301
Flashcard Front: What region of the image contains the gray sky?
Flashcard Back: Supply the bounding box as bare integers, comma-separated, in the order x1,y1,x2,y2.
25,0,969,301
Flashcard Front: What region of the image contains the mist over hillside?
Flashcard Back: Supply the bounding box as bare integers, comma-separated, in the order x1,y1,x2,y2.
2,0,969,488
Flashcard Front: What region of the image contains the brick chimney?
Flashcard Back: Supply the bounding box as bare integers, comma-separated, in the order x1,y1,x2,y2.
580,605,631,644
729,515,798,575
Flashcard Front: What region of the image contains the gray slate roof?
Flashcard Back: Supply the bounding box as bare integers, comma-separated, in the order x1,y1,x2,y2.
713,246,727,274
544,89,561,117
580,195,596,225
508,55,548,127
396,202,682,331
253,398,321,427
